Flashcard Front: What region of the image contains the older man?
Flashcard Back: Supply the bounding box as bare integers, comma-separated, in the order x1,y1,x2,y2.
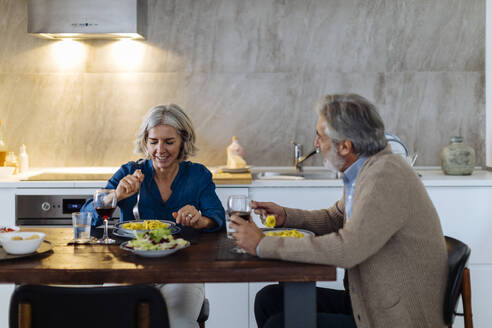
230,94,448,328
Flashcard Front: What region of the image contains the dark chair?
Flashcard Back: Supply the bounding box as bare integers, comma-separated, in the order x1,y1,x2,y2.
9,284,170,328
444,236,473,328
197,297,210,328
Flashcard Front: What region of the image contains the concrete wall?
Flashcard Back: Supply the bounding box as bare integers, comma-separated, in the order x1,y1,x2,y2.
0,0,485,167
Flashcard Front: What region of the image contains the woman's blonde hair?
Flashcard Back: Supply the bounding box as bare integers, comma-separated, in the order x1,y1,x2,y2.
134,104,198,161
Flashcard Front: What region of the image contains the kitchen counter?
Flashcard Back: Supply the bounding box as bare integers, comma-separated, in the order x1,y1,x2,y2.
0,166,490,188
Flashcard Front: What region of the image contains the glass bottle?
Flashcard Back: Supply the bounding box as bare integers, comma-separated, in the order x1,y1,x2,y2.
0,120,7,166
19,144,29,174
226,136,246,169
440,136,476,175
4,152,18,174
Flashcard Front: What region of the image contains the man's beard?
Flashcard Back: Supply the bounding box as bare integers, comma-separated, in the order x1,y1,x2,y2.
323,145,345,172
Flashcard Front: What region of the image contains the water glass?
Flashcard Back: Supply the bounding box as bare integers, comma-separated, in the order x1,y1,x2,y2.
72,212,92,243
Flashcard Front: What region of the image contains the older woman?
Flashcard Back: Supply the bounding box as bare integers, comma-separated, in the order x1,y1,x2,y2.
82,104,225,328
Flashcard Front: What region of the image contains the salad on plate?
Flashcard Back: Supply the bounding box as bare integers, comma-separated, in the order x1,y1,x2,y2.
121,227,189,258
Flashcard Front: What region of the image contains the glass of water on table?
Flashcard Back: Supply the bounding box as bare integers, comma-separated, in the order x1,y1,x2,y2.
72,212,92,243
226,195,252,254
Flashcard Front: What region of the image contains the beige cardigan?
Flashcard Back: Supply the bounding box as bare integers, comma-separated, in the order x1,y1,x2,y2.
258,147,448,328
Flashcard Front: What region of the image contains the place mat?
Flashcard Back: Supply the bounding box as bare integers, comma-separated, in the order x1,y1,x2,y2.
215,234,258,261
177,226,201,245
0,240,53,260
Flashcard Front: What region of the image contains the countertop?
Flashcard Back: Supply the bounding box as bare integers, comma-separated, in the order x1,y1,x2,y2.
0,166,491,188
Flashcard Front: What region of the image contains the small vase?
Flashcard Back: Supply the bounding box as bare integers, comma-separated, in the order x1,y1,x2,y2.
440,136,476,175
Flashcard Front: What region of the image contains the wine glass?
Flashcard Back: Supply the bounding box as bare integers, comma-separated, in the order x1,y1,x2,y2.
93,189,117,244
227,195,251,254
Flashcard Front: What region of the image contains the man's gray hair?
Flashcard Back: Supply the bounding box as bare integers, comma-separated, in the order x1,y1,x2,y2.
316,94,387,156
134,104,198,161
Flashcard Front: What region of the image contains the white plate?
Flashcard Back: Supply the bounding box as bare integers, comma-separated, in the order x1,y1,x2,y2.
262,228,315,237
113,227,183,239
112,228,136,238
220,166,251,173
115,220,180,236
120,241,190,258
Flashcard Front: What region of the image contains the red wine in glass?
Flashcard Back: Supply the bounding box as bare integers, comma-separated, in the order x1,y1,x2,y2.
95,207,115,219
93,189,117,244
228,211,251,221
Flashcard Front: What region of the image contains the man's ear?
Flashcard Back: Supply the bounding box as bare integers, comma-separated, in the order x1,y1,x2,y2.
337,140,354,157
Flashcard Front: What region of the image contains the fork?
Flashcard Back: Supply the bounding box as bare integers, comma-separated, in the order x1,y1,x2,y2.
132,159,145,220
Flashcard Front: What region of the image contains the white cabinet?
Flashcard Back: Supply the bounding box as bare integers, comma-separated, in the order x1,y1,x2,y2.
248,186,343,225
464,266,492,328
427,186,492,328
0,284,14,328
214,187,248,210
205,283,249,328
427,187,492,264
0,188,15,227
0,189,16,328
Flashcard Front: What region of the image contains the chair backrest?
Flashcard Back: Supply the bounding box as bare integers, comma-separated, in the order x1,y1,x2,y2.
9,284,169,328
443,236,471,325
197,297,209,324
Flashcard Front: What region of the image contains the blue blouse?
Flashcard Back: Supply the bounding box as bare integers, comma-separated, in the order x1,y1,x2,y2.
81,160,225,232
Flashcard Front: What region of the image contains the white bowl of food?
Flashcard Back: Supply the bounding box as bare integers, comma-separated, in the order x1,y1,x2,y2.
0,232,45,255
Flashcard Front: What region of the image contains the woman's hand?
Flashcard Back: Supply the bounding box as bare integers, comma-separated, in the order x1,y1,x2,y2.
230,215,264,255
173,205,214,230
115,169,144,201
251,201,287,227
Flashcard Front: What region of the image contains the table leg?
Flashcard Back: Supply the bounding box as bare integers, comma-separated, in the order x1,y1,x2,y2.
283,282,316,328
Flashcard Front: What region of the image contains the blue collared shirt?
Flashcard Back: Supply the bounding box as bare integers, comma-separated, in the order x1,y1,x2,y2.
342,156,367,221
81,159,225,232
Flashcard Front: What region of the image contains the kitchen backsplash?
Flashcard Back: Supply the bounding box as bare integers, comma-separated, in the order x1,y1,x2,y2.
0,0,485,167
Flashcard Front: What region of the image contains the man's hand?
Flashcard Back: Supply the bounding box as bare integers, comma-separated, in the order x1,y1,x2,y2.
230,215,265,255
251,201,287,227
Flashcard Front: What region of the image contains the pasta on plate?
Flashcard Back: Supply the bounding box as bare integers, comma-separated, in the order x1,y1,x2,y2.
121,220,169,230
262,228,315,238
264,229,305,238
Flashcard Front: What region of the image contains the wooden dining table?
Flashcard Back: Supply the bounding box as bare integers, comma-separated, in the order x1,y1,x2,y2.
0,227,336,328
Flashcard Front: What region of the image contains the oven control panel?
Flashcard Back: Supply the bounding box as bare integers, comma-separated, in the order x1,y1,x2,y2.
16,195,120,226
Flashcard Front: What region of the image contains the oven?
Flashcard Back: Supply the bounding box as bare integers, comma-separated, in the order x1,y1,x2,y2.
16,195,120,226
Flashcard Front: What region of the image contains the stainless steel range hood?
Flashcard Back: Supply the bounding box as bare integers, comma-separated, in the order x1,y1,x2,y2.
28,0,147,40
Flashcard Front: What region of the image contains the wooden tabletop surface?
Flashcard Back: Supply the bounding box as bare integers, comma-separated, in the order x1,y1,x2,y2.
0,228,336,285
